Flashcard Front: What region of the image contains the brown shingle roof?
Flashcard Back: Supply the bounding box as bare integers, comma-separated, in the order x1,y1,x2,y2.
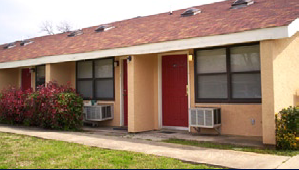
0,0,298,63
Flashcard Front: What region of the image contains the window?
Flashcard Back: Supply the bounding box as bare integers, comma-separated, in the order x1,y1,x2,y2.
20,40,34,46
76,58,114,100
195,43,261,103
36,65,45,87
68,30,83,37
231,0,254,9
95,25,115,32
181,8,201,17
3,43,16,49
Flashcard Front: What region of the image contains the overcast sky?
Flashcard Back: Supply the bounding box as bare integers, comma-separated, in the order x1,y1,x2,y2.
0,0,222,45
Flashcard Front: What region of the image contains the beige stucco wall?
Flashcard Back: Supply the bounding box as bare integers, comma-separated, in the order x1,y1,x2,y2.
272,32,299,111
0,68,20,90
189,55,263,137
31,71,36,91
46,62,76,88
260,32,299,145
127,54,159,132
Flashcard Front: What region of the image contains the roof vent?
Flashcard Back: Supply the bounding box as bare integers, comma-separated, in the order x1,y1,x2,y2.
181,8,201,17
3,43,16,49
231,0,254,9
95,25,115,32
68,29,83,37
20,40,34,46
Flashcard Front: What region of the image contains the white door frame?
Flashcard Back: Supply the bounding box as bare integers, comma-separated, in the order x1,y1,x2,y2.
158,51,191,131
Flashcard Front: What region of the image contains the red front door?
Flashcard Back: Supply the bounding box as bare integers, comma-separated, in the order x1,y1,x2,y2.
123,59,128,126
162,55,188,127
21,68,31,91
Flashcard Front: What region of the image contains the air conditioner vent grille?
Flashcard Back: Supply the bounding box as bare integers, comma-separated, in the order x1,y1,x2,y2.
189,107,221,128
206,110,213,126
197,111,204,126
191,110,197,125
83,105,114,121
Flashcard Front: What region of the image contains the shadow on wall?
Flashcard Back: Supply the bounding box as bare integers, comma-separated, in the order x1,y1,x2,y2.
294,90,299,106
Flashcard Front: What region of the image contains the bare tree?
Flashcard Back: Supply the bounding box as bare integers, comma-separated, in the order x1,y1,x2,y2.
40,21,55,35
56,21,73,33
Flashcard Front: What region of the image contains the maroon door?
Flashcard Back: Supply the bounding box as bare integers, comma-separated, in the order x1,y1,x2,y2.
162,55,188,127
123,59,128,126
21,68,31,91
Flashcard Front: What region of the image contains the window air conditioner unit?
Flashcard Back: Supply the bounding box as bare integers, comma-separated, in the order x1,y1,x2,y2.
189,107,221,128
83,105,114,121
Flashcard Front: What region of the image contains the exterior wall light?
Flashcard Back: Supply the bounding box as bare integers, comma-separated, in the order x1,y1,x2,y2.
114,61,119,67
188,54,193,61
30,68,36,73
127,56,132,62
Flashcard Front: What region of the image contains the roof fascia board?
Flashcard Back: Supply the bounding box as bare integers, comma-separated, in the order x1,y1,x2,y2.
288,18,299,37
0,24,296,69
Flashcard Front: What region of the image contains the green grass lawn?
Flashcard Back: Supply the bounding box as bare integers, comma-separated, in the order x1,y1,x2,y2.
163,139,299,157
0,133,219,169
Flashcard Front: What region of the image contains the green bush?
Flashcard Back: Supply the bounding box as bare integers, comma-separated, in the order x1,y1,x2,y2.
54,92,84,130
276,106,298,150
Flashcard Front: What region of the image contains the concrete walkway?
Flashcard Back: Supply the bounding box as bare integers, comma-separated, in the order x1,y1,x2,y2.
83,127,264,148
0,125,296,169
277,155,299,169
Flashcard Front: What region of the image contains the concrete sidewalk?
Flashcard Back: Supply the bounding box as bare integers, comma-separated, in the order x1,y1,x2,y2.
0,125,296,169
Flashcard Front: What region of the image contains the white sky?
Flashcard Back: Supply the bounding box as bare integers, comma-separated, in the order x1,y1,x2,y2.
0,0,223,44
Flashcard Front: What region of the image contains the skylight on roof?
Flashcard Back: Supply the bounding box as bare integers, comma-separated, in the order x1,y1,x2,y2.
95,25,115,32
68,29,83,37
20,40,34,46
231,0,254,9
3,43,16,49
181,8,201,17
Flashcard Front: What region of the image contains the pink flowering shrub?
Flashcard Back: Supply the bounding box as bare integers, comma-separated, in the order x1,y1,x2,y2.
0,82,84,130
0,87,32,124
